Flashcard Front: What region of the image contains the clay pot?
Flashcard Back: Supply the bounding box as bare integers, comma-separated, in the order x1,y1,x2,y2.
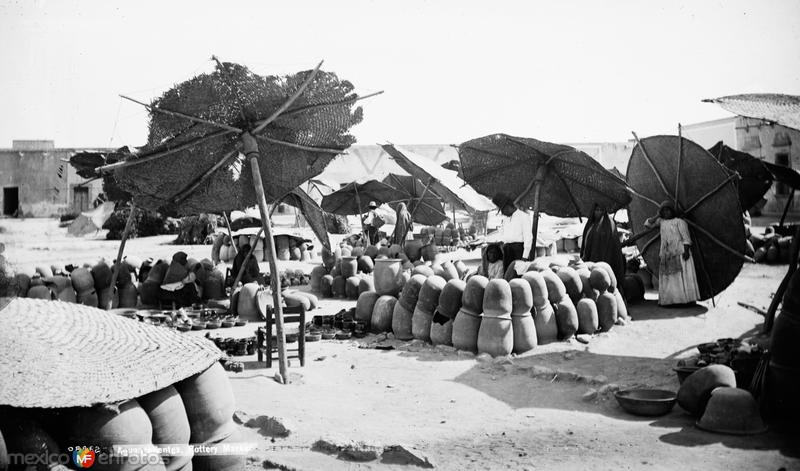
404,240,423,262
421,243,438,263
371,295,397,333
478,279,513,356
412,276,447,341
357,255,374,274
439,261,459,281
310,265,327,292
356,291,380,324
452,275,489,353
237,283,263,321
138,385,192,471
393,274,428,340
341,256,358,278
576,298,599,334
358,276,375,295
374,258,405,296
594,261,617,292
77,290,98,308
622,274,645,303
430,280,466,346
554,298,579,339
533,302,558,344
346,276,361,300
322,246,341,271
556,267,582,305
27,285,54,300
92,260,113,291
13,273,30,297
320,275,334,297
596,292,617,332
71,267,95,294
331,276,347,298
412,265,435,277
541,269,567,304
677,364,737,416
510,279,536,354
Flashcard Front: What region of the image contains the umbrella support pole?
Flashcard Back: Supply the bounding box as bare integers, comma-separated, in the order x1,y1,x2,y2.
683,218,754,263
247,151,289,385
106,203,136,310
780,188,795,227
528,167,547,261
230,228,264,290
405,178,434,242
354,185,368,244
763,225,800,334
222,211,238,255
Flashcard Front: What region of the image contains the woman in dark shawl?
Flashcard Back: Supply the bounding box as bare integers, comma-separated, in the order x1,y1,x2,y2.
231,244,261,286
580,203,625,285
393,202,413,247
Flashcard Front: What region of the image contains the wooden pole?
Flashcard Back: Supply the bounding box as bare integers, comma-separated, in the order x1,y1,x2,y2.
675,124,683,206
528,166,548,261
403,178,434,243
120,95,242,133
683,218,755,263
780,188,795,227
222,212,238,255
230,228,264,290
106,203,136,309
353,184,367,243
632,132,673,204
246,144,289,384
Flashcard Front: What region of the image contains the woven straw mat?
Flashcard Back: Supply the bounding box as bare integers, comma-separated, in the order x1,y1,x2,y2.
0,298,222,408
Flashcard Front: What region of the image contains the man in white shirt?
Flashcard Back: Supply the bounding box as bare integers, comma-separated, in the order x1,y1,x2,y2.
492,193,533,272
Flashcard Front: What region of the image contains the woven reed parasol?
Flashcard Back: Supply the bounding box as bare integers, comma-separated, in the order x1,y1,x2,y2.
273,187,332,252
381,174,447,226
707,141,773,213
320,179,408,232
0,298,221,408
626,133,751,302
98,59,377,382
381,144,495,213
457,133,631,259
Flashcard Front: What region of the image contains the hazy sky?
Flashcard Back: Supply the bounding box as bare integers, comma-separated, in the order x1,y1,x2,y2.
1,0,798,149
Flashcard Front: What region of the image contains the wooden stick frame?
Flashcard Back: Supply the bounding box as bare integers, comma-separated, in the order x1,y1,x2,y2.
106,203,136,309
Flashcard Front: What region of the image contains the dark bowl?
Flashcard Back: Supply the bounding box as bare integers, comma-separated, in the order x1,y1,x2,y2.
615,389,677,416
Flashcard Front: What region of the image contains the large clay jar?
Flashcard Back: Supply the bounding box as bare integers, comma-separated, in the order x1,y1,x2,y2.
478,279,514,357
541,270,567,304
404,240,423,262
92,260,113,292
71,266,95,294
66,399,161,471
412,275,447,342
430,279,466,346
176,362,241,470
412,265,435,277
677,364,737,417
27,285,54,300
371,295,397,333
341,256,358,278
203,267,225,301
522,272,558,344
138,385,192,471
452,275,489,353
310,265,327,292
13,273,30,297
392,274,427,340
237,282,263,321
594,261,618,293
331,276,347,298
554,298,579,339
439,261,459,281
356,291,380,324
421,243,438,263
510,279,536,354
374,258,405,296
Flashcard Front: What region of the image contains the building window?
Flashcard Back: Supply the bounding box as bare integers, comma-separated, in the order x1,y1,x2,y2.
775,153,791,196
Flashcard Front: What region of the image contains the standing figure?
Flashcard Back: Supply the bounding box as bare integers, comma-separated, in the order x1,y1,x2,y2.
644,200,700,306
393,202,413,247
362,201,384,245
581,203,626,287
492,193,532,273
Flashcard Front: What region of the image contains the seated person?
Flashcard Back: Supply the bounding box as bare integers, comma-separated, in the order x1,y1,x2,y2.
477,243,505,280
160,251,201,307
230,244,261,286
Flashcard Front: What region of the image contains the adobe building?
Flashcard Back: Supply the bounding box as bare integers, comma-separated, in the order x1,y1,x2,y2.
0,140,107,218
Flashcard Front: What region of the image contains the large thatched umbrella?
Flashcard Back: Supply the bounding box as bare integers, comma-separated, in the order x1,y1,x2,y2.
100,59,377,382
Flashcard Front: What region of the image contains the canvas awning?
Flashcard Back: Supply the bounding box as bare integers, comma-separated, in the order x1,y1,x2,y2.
381,143,495,213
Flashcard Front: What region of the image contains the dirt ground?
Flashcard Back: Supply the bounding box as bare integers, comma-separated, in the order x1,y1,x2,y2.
2,218,799,470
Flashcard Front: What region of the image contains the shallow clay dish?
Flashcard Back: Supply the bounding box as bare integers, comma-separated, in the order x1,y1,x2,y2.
615,389,677,416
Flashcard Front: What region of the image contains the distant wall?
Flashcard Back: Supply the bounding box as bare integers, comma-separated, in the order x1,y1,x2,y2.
0,141,107,217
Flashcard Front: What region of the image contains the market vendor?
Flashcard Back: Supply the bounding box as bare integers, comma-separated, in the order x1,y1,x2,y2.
581,203,625,287
492,192,532,272
160,251,201,307
362,201,385,245
231,244,261,285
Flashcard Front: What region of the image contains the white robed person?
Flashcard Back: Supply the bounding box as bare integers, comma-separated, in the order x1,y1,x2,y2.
644,200,701,306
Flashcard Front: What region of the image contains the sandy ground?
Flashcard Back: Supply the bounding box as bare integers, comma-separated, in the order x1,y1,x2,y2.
2,218,799,470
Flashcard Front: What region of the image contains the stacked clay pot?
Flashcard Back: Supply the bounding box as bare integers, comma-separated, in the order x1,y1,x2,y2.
358,276,375,295
590,267,617,332
412,276,447,342
452,275,489,353
137,385,193,470
521,271,558,344
93,260,114,310
392,274,427,340
374,258,407,297
677,364,737,417
542,269,578,340
371,295,397,333
356,291,380,326
510,279,536,353
477,279,514,357
430,279,466,346
50,274,77,303
71,266,98,307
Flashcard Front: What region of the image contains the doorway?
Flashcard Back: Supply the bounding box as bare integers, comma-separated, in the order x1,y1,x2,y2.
72,186,89,213
3,187,19,216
